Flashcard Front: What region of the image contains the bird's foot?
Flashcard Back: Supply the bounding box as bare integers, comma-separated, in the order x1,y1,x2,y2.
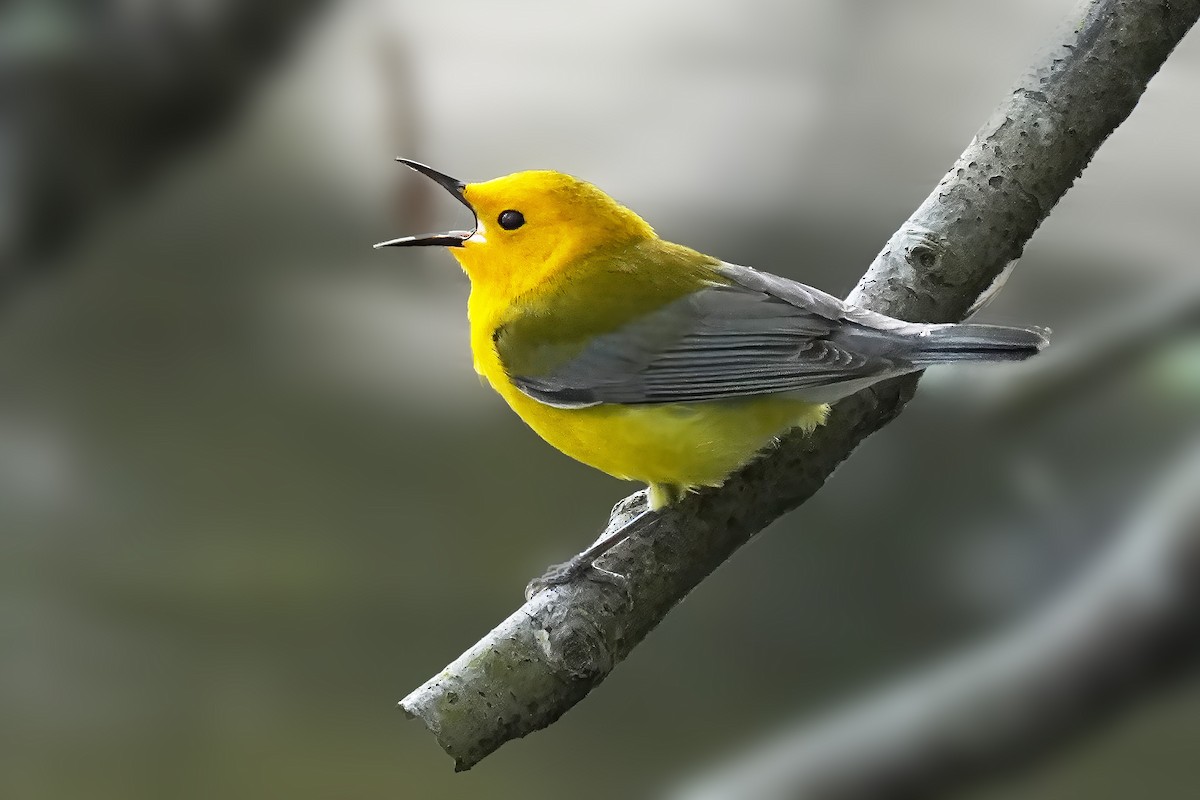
525,555,627,602
524,492,654,602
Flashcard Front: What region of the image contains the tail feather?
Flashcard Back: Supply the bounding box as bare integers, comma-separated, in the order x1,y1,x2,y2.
905,323,1050,365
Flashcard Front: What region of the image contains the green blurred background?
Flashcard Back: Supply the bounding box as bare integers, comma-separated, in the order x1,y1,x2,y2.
2,1,1198,798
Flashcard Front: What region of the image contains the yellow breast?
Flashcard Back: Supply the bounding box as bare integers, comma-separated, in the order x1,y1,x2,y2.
469,311,826,507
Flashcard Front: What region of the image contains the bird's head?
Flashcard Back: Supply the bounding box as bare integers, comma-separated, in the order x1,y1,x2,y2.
375,160,655,294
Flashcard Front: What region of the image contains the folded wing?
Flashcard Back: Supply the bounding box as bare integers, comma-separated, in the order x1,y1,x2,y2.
501,263,926,408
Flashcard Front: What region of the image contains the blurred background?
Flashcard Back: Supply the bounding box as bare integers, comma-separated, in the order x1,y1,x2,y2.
2,1,1198,798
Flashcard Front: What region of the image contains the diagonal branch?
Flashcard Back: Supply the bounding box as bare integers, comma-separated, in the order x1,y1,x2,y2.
400,0,1200,771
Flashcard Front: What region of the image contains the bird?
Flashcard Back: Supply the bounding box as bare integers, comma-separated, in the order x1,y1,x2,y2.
375,159,1048,594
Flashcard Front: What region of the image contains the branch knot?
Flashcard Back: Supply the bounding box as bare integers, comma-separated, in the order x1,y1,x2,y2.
533,597,617,679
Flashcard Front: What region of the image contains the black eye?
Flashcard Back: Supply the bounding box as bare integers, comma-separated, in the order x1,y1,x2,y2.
497,209,525,230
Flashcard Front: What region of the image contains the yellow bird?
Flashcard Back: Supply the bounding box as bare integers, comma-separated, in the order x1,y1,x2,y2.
376,160,1048,591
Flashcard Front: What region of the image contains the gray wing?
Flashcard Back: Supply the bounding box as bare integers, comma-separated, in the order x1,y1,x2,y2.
506,262,923,408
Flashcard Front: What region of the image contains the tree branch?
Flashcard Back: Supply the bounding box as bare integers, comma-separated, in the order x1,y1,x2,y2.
400,0,1200,771
2,0,327,280
671,436,1200,800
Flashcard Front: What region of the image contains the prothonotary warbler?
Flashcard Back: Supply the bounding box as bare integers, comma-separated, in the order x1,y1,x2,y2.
375,160,1049,594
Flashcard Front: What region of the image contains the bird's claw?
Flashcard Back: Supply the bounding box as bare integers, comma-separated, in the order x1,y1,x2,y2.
525,557,628,602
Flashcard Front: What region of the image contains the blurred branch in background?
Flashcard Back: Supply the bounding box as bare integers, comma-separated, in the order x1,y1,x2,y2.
399,0,1200,771
0,0,327,288
672,435,1200,800
372,23,430,236
926,278,1200,420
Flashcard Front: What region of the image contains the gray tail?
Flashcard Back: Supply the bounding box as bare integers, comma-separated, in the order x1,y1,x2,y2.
905,323,1050,365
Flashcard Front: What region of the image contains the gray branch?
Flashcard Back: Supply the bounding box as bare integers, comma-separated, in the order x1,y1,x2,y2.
671,436,1200,800
400,0,1200,771
1,0,327,274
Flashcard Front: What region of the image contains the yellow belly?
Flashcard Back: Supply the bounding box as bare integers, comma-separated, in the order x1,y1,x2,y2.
495,379,827,507
469,291,828,508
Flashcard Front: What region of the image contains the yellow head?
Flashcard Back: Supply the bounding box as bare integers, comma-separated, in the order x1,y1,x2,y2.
375,160,655,296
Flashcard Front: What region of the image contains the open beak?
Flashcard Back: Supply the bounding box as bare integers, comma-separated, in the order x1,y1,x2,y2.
373,159,477,248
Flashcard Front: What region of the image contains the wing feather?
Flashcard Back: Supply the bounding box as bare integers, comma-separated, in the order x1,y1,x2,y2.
502,261,920,408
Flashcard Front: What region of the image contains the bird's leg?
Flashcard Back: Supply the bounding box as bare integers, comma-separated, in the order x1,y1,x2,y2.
525,493,655,600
